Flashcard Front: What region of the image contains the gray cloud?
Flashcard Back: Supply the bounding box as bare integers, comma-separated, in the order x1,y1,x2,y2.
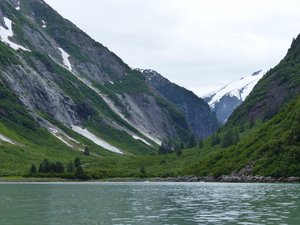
45,0,300,96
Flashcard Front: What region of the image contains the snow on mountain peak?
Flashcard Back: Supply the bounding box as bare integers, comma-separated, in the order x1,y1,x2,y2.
204,70,266,108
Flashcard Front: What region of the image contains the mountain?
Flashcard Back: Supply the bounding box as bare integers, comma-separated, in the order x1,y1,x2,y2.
0,0,223,176
203,70,265,124
184,36,300,178
0,0,198,170
140,69,219,139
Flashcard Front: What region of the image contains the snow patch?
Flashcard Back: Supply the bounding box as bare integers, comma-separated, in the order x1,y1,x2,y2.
109,81,114,85
48,127,80,148
49,128,73,147
0,17,30,51
0,134,16,145
71,126,123,154
132,135,151,146
42,20,47,28
15,1,20,10
204,70,266,108
58,47,72,71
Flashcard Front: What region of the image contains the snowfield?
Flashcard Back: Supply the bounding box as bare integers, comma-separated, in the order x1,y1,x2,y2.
71,126,123,154
58,47,72,71
204,70,266,108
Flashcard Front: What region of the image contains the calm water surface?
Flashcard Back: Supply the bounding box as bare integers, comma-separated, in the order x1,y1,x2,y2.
0,182,299,225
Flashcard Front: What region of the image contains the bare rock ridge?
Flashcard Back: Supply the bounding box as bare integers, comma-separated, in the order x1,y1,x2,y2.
140,69,219,138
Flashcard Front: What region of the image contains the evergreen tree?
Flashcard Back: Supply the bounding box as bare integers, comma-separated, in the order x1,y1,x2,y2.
66,161,75,173
140,165,146,177
83,147,90,156
249,116,255,128
187,135,196,148
222,129,240,148
198,139,204,148
49,162,56,173
239,123,245,133
74,157,81,168
29,164,37,176
38,159,50,173
180,143,185,150
176,148,182,157
233,129,240,144
211,133,221,146
55,161,65,173
222,129,234,148
158,140,173,154
75,166,86,180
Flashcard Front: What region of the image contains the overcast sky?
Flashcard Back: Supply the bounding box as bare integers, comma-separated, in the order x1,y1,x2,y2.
44,0,300,96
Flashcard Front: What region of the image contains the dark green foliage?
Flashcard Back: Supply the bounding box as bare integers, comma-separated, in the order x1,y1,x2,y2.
29,164,37,175
211,133,221,146
222,129,239,148
140,165,146,177
187,135,196,148
198,139,204,148
176,149,182,157
53,162,65,173
0,42,20,66
180,143,185,149
75,166,87,180
83,147,90,156
158,140,174,154
74,157,81,168
185,94,300,178
37,159,64,173
38,159,51,173
66,161,75,173
229,35,300,128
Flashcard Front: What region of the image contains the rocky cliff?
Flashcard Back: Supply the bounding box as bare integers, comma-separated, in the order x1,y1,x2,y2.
140,69,219,138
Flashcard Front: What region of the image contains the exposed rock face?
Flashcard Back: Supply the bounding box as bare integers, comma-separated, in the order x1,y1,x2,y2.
140,69,219,138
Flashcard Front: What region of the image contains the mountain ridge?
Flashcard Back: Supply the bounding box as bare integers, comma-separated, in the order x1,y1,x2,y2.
203,70,265,124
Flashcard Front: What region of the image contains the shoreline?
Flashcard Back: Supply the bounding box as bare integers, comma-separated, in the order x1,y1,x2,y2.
0,175,300,183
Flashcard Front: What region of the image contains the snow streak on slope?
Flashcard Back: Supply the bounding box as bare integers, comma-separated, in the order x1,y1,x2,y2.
58,47,72,71
56,62,159,146
0,17,30,51
205,70,266,107
48,127,80,148
71,126,123,154
0,134,16,145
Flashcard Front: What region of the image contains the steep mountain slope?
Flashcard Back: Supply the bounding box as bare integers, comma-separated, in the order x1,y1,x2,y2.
0,0,203,162
203,70,265,124
185,93,300,177
229,36,300,127
140,69,219,139
183,36,300,178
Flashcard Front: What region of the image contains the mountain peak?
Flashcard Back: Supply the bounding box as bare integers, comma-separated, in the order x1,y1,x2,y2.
203,70,266,124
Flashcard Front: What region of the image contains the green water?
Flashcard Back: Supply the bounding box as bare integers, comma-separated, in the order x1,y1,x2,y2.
0,182,299,225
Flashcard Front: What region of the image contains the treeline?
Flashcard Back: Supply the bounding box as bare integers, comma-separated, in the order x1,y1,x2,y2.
159,128,241,155
28,157,88,180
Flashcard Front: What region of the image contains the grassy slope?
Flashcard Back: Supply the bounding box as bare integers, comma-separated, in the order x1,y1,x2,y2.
184,94,300,177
